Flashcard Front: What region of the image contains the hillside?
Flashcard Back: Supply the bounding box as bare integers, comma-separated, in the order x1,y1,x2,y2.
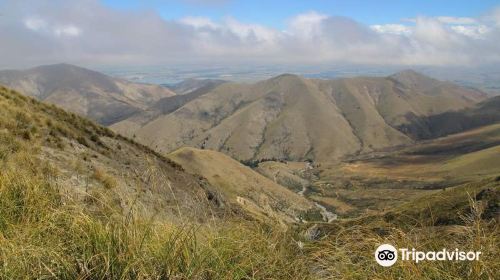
167,147,316,223
112,78,224,133
0,64,175,125
0,84,498,279
113,71,487,162
0,84,232,223
0,84,321,279
165,78,226,95
0,83,323,225
398,95,500,139
310,123,500,217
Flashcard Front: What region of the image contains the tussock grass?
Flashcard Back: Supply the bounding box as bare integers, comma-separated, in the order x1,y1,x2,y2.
0,154,310,279
0,85,311,279
92,167,118,189
0,84,498,279
305,183,499,279
2,152,497,279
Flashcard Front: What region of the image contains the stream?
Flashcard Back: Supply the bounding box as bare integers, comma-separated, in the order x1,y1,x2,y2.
298,183,337,222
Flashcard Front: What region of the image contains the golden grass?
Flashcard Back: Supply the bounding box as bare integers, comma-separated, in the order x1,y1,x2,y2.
305,196,499,279
92,167,118,189
0,154,311,279
1,85,498,279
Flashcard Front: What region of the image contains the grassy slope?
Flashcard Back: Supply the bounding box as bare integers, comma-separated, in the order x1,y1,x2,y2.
0,84,229,224
0,85,313,279
306,178,499,279
0,85,498,279
168,147,315,223
0,64,175,125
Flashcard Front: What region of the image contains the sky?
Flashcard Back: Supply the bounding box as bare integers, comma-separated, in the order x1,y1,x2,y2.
1,0,500,69
102,0,500,27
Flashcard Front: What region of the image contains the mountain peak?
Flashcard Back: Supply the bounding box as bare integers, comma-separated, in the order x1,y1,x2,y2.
268,73,306,86
271,73,302,80
389,69,438,88
390,69,427,79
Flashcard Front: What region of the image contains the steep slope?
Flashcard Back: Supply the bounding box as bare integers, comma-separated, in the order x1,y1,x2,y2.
317,70,486,137
165,78,226,95
112,78,223,133
167,147,316,223
0,85,327,280
397,95,500,139
0,84,226,223
0,64,175,125
114,71,486,162
124,75,361,162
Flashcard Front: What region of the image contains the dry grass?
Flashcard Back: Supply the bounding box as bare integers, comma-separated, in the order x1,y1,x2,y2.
92,167,118,189
0,85,498,279
0,147,311,279
304,200,499,279
0,85,312,279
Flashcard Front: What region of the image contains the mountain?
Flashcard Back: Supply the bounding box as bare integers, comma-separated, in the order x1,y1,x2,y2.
113,71,487,162
112,78,224,133
0,64,175,125
165,78,226,95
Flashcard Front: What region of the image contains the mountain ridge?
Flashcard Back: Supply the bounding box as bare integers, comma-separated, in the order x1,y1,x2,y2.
114,70,489,162
0,63,175,125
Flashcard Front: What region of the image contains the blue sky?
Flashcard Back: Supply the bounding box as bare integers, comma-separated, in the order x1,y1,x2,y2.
102,0,500,28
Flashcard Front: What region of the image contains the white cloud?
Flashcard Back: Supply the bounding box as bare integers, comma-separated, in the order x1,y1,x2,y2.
371,24,411,35
24,17,48,31
1,1,500,68
53,25,81,37
179,16,219,29
24,16,81,37
451,24,490,38
288,11,328,38
436,16,476,25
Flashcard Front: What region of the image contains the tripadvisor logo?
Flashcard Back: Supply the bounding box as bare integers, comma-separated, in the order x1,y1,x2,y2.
375,244,398,267
375,244,481,267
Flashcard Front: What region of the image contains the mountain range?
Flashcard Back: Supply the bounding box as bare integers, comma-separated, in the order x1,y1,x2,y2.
2,64,496,162
1,64,499,279
112,70,489,162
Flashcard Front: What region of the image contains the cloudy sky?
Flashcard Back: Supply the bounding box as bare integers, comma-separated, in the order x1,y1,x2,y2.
1,0,500,69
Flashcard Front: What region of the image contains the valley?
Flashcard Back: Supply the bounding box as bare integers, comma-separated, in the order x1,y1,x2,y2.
2,0,500,278
0,66,498,279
